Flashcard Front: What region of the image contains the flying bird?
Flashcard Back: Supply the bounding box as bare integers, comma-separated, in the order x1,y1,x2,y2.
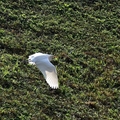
28,53,59,89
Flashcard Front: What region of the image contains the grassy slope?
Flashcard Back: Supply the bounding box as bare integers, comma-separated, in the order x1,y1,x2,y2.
0,0,120,119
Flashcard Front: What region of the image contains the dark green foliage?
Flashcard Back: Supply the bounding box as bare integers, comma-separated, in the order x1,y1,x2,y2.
0,0,120,119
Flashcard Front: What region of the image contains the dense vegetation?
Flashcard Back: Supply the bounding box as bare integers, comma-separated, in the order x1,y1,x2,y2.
0,0,120,119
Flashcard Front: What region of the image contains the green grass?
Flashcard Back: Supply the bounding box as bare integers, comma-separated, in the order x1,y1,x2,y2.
0,0,120,119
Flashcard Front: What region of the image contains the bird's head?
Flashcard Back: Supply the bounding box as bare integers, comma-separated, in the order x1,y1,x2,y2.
28,54,36,65
28,53,44,65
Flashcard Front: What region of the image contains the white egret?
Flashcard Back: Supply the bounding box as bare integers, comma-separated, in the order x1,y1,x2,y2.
28,53,59,89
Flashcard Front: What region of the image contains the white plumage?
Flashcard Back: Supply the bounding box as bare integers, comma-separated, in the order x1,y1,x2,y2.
28,53,59,89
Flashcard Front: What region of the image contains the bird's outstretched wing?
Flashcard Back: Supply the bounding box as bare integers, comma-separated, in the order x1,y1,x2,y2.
36,59,59,89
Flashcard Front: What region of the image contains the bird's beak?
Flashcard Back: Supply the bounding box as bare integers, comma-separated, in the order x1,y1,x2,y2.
21,60,29,65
